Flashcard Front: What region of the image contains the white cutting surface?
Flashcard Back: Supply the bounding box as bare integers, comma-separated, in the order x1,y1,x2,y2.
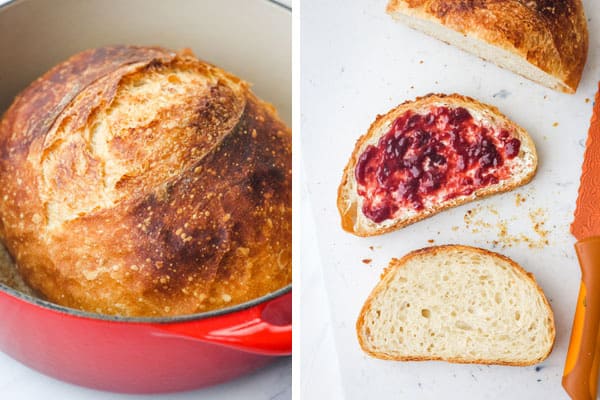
301,0,600,398
0,0,292,399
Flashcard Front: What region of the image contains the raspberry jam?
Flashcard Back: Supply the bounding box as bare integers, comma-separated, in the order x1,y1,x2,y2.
355,106,521,223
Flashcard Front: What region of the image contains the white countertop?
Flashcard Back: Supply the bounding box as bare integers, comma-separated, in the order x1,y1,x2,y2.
0,0,291,399
0,352,291,400
300,183,344,399
301,0,600,398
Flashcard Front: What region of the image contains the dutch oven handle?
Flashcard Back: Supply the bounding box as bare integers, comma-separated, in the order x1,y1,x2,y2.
155,290,292,356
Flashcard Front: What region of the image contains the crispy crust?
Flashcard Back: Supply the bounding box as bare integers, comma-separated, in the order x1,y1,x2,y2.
386,0,588,93
356,245,556,366
0,46,291,317
337,93,538,236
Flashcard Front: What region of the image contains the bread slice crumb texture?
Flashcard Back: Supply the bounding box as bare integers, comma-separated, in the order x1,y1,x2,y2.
357,245,555,365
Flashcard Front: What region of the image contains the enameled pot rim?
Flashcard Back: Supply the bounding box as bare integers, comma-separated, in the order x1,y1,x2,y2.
0,281,292,324
0,0,291,12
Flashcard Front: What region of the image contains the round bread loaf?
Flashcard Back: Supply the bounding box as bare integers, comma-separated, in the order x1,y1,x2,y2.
0,46,291,317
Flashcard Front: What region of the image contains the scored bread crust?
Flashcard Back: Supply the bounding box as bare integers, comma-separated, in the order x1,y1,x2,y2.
386,0,588,93
0,46,291,317
337,93,538,237
356,245,556,366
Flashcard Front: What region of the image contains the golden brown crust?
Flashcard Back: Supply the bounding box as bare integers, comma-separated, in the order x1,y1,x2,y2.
0,46,291,317
386,0,588,93
337,93,538,237
356,245,556,366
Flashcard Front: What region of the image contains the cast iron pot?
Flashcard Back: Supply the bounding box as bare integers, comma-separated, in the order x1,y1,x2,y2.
0,0,291,393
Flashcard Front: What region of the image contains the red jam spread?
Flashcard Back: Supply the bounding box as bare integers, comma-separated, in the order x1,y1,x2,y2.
355,106,521,223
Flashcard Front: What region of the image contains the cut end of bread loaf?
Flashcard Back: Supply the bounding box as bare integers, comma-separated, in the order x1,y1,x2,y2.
386,0,588,94
338,93,537,237
356,245,555,365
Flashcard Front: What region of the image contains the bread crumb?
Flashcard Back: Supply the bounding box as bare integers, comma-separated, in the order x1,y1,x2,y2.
552,122,559,127
369,246,374,251
83,269,101,281
530,208,549,245
463,203,549,249
585,98,590,104
427,239,435,244
32,213,42,224
236,247,250,256
362,259,372,264
195,292,207,302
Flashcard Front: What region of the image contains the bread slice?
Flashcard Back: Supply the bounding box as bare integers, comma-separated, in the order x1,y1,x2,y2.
356,245,555,366
386,0,588,93
338,93,537,237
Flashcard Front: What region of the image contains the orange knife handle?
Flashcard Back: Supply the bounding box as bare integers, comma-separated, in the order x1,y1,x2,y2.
563,237,600,400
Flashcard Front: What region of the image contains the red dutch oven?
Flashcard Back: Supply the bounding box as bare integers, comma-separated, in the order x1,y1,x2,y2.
0,283,291,393
0,0,292,394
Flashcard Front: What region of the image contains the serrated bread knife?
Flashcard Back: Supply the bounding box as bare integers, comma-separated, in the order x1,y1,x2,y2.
563,83,600,399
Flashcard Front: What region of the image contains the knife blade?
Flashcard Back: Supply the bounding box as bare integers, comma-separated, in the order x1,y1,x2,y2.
563,83,600,400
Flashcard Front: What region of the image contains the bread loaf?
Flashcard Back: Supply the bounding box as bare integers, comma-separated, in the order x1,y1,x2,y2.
386,0,588,93
0,46,291,317
357,245,555,366
338,93,537,236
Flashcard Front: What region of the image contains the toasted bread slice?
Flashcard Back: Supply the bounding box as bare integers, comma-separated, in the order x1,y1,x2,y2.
386,0,588,94
338,93,537,237
357,245,555,366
